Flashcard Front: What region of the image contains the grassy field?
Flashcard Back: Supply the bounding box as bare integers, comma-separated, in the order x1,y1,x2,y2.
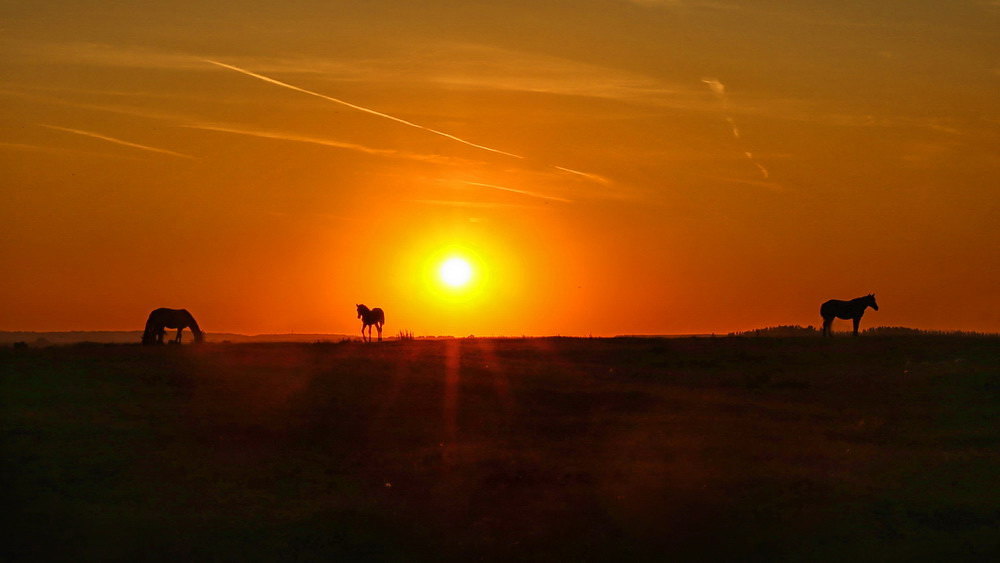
3,337,998,561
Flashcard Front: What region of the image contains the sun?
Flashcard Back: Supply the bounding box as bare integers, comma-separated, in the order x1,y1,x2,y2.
414,244,491,306
439,257,473,288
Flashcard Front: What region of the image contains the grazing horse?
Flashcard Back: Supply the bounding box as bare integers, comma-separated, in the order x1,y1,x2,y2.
142,308,204,345
356,304,385,342
820,294,878,337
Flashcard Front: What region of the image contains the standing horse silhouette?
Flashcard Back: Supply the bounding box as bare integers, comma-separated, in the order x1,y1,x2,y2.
820,294,878,337
142,308,204,345
356,304,385,342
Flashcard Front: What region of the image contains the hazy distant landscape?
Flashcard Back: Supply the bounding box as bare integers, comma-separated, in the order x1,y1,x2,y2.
4,336,997,560
0,331,356,346
3,326,993,347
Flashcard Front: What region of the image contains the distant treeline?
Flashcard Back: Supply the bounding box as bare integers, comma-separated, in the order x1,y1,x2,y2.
729,325,820,337
729,325,997,337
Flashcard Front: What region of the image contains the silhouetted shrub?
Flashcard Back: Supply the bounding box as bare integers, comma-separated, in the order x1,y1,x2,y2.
863,326,995,337
729,325,819,337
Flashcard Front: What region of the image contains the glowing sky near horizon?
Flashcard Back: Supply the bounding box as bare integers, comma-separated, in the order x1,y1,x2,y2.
0,1,997,335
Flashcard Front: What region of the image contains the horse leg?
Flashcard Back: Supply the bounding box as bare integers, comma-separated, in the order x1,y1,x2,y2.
852,317,860,336
361,324,367,342
822,317,831,337
376,322,382,342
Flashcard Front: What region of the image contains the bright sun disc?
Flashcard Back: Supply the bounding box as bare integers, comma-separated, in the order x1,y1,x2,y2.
439,257,473,287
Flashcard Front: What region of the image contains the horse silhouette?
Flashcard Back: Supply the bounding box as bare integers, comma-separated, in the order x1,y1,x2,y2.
820,294,878,337
142,308,204,345
356,304,385,342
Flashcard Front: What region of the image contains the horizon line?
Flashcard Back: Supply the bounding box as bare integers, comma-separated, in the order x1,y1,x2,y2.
2,327,997,339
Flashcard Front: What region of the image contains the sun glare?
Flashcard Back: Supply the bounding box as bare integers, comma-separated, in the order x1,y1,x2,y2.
439,257,473,287
408,241,499,311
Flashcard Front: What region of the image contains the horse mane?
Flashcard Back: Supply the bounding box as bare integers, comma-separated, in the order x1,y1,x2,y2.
143,314,158,335
142,313,158,344
184,310,204,342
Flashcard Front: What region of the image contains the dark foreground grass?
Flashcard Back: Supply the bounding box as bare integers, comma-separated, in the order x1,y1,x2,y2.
3,337,998,561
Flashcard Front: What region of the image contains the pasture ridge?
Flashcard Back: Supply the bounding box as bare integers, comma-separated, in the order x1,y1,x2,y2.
3,336,998,560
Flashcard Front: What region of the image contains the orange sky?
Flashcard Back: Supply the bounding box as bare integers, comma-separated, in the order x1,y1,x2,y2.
2,1,998,335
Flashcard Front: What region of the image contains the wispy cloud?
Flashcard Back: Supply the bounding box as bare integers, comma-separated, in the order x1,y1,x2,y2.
13,41,206,71
410,199,533,210
462,181,572,203
700,174,784,192
184,122,469,165
702,78,770,179
13,39,674,106
1,88,198,123
189,123,627,203
0,141,141,160
620,0,738,10
205,59,525,160
39,124,195,159
403,43,684,105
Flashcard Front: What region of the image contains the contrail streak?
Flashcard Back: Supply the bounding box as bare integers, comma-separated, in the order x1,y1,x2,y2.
745,152,770,179
553,166,611,185
464,181,572,203
40,124,195,159
702,78,727,101
205,59,525,160
701,78,769,179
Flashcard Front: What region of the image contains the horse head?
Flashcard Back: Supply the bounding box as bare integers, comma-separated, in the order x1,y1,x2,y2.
356,304,366,319
867,293,879,311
